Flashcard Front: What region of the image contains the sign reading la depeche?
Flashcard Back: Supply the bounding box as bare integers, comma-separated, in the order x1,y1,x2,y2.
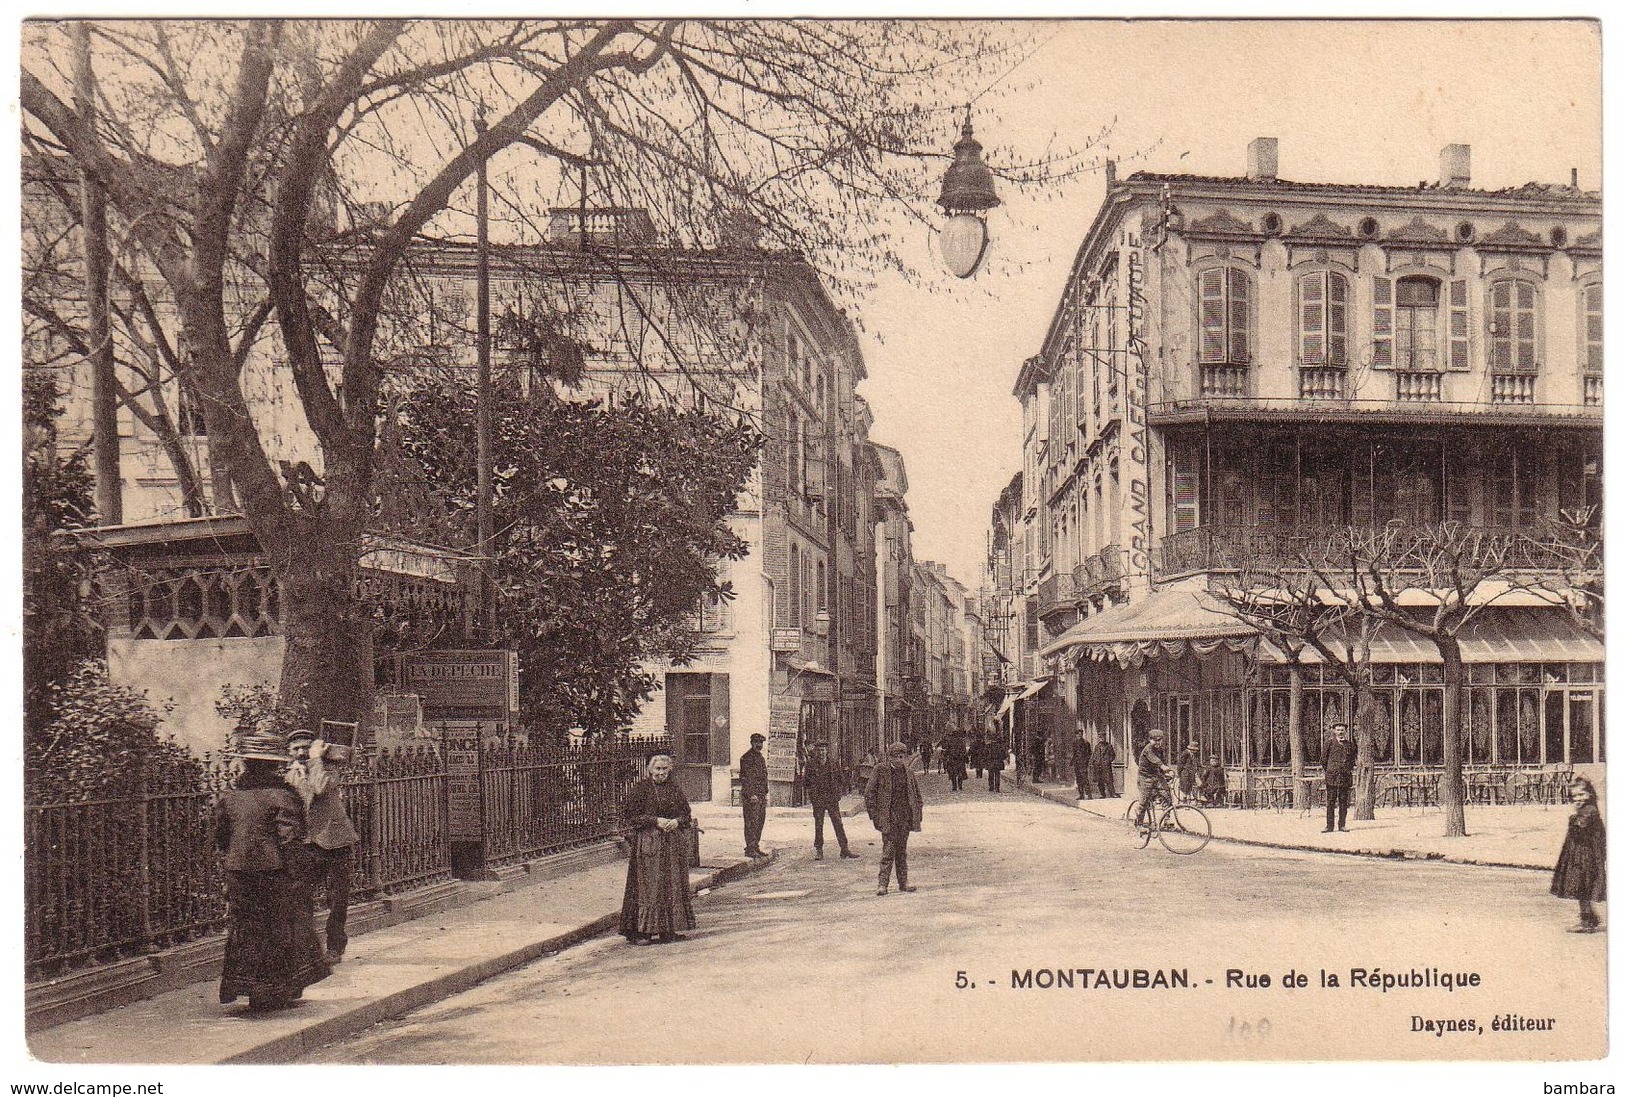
399,649,519,723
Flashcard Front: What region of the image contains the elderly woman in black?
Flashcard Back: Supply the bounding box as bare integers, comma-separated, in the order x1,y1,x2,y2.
619,752,696,945
214,731,331,1010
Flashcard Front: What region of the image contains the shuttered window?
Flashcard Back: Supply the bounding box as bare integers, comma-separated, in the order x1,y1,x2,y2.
1199,267,1251,364
1583,282,1603,375
1372,277,1394,369
1395,277,1441,371
1447,280,1470,371
788,544,802,628
1489,279,1539,373
1297,271,1349,366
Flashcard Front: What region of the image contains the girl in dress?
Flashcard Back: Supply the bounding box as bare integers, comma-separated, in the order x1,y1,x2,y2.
1552,777,1606,933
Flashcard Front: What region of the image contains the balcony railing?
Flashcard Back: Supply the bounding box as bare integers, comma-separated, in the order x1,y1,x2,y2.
1298,367,1347,401
1200,364,1249,398
1490,374,1537,405
1159,523,1580,578
1584,375,1602,407
1036,571,1077,617
1394,372,1443,402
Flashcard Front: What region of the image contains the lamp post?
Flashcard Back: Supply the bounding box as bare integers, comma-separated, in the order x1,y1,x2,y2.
474,107,494,641
936,110,1001,279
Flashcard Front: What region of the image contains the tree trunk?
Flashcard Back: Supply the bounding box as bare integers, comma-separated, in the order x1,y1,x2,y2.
274,547,370,728
1288,661,1306,809
1439,636,1467,837
75,25,121,526
1352,677,1379,821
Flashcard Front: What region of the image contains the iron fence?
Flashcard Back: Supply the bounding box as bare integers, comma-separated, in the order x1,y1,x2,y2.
25,735,655,982
481,737,664,868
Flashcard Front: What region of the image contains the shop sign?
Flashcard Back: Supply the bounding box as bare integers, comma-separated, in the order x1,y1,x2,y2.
401,649,518,721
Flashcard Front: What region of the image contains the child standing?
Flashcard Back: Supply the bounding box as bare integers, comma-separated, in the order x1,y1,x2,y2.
1552,777,1606,933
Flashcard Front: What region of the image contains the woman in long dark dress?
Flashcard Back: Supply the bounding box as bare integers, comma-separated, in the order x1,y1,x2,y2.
214,732,332,1009
1552,777,1606,933
619,753,696,945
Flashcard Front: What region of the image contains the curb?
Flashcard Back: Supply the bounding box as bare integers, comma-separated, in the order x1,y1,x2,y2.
1017,779,1550,873
220,850,778,1064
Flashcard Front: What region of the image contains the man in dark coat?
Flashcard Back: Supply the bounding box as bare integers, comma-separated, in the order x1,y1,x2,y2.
865,742,923,895
1093,734,1117,798
740,733,769,857
1177,741,1202,800
805,743,859,860
942,733,968,792
985,733,1005,793
1322,723,1358,833
972,735,986,779
1071,731,1093,801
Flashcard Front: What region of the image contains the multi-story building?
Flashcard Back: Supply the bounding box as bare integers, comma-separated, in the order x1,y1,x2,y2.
43,201,892,798
872,443,915,747
1011,140,1602,793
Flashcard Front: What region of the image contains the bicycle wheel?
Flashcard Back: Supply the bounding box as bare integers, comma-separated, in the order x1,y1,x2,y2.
1157,804,1212,854
1125,797,1142,822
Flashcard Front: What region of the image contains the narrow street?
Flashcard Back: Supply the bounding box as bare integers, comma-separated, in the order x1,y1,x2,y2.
310,775,1604,1064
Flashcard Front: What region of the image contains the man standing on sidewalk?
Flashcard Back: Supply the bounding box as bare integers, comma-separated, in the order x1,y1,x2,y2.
866,742,922,895
1071,729,1093,801
286,728,360,965
1323,723,1358,833
740,732,769,858
805,743,859,860
1093,733,1117,798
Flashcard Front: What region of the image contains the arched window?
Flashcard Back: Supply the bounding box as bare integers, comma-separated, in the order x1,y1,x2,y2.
1297,271,1349,367
1489,278,1540,373
788,544,801,628
1198,267,1251,364
1372,275,1469,371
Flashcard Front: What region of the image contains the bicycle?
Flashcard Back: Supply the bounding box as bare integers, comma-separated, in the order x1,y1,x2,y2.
1128,780,1211,855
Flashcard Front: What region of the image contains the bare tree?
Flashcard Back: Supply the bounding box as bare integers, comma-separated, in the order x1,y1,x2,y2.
21,19,1103,725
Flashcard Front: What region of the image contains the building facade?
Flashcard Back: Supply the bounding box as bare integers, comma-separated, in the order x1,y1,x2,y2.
42,201,897,799
1009,140,1602,798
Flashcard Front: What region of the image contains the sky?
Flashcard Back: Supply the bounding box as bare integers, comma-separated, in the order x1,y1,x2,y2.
854,19,1603,590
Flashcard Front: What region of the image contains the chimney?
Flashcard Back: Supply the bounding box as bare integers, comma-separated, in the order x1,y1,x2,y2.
1440,144,1471,188
1104,159,1117,188
1247,137,1278,182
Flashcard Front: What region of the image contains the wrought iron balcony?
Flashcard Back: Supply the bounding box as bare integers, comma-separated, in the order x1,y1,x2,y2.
1158,523,1581,578
1036,571,1077,618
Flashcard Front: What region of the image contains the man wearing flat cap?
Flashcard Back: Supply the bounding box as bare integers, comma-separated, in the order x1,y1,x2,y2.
740,732,769,859
285,728,360,965
865,742,923,895
1133,727,1174,831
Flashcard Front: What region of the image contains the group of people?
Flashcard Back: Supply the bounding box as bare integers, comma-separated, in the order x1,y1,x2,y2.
929,733,1010,792
214,728,357,1012
619,737,928,943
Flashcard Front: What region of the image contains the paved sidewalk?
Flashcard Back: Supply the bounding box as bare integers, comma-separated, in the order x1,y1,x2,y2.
30,836,776,1065
1016,777,1571,870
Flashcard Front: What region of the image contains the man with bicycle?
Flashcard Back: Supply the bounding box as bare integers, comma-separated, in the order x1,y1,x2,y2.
1133,727,1175,830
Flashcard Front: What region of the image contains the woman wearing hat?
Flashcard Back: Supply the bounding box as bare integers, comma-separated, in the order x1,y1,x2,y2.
213,730,332,1010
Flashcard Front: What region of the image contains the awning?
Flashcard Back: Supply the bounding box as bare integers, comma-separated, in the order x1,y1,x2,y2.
1041,588,1255,668
1260,607,1602,665
994,677,1052,720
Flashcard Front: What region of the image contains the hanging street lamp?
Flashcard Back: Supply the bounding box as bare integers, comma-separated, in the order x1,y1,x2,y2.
936,110,1002,279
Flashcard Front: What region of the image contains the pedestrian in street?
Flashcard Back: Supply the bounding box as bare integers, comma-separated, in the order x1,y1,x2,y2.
972,734,986,779
619,753,696,945
1071,730,1093,801
1177,741,1201,800
1031,736,1047,783
285,728,360,966
865,742,923,895
1092,734,1117,798
1322,722,1358,833
805,742,860,860
985,735,1005,793
740,732,769,858
942,733,968,792
1552,777,1606,933
920,738,934,774
1132,728,1172,830
1199,755,1228,807
214,731,331,1012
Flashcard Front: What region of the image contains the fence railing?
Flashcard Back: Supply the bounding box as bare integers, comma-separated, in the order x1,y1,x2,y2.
25,734,656,982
